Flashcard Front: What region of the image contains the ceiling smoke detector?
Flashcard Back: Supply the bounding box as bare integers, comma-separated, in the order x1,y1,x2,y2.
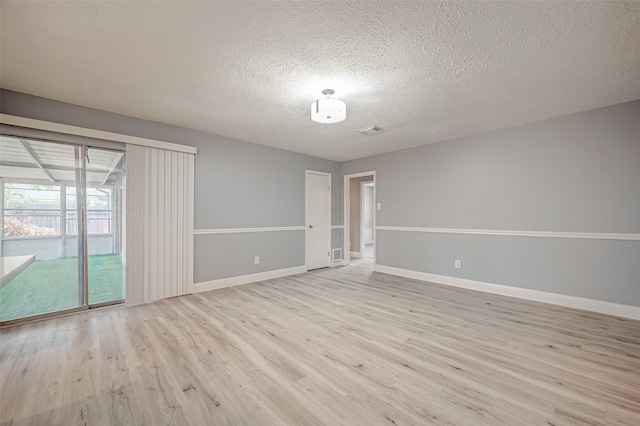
356,125,382,135
311,89,346,124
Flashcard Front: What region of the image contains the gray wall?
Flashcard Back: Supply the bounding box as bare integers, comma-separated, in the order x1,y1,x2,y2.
343,101,640,307
1,90,343,282
191,134,342,280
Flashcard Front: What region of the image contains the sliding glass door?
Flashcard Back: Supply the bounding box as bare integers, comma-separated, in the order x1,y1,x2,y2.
0,137,125,323
86,147,125,306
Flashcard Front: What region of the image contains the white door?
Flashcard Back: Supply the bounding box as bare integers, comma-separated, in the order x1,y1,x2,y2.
306,171,331,270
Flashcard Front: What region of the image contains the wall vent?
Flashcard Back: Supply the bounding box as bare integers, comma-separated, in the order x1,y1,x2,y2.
356,125,382,135
332,248,343,262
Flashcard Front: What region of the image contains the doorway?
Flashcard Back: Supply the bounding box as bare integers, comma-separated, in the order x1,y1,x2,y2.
361,182,375,259
305,170,331,270
344,171,376,266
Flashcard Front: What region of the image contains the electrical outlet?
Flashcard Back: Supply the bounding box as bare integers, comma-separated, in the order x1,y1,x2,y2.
454,259,461,268
254,256,260,265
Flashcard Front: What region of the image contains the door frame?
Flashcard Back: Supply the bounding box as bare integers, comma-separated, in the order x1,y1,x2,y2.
360,180,374,257
305,170,331,270
343,171,376,266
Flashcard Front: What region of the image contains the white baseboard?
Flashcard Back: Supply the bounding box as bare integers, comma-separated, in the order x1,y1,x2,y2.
350,251,362,258
374,264,640,320
194,266,306,293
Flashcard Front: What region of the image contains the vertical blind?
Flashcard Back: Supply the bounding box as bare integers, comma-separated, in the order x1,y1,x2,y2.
126,145,195,304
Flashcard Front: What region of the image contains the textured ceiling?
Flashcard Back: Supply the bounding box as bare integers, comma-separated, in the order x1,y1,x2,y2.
1,1,639,162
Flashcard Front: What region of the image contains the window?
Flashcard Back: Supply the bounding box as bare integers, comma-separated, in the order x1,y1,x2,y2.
3,183,61,237
3,183,113,237
66,187,112,235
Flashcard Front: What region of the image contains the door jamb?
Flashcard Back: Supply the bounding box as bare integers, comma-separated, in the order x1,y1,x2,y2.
343,171,376,267
360,180,374,257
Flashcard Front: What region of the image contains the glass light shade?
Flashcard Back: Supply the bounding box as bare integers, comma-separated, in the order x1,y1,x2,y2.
311,98,346,124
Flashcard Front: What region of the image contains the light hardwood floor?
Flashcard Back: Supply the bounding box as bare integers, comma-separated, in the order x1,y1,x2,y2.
1,259,639,425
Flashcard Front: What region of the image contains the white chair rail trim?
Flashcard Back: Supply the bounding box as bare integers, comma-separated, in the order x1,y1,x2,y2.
376,226,640,241
194,226,306,235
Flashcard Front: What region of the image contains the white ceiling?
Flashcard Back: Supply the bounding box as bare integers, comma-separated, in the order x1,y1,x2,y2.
1,1,639,162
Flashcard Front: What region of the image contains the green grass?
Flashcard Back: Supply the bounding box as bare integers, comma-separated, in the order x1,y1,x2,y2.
0,254,124,322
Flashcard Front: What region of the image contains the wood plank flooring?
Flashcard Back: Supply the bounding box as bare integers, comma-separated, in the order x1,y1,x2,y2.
1,259,639,425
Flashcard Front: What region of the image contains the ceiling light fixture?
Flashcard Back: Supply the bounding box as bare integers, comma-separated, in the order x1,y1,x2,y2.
311,89,346,124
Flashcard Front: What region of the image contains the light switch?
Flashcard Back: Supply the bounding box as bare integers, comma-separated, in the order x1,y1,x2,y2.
377,203,381,210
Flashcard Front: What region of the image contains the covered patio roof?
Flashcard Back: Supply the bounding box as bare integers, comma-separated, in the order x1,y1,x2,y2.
0,136,123,186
